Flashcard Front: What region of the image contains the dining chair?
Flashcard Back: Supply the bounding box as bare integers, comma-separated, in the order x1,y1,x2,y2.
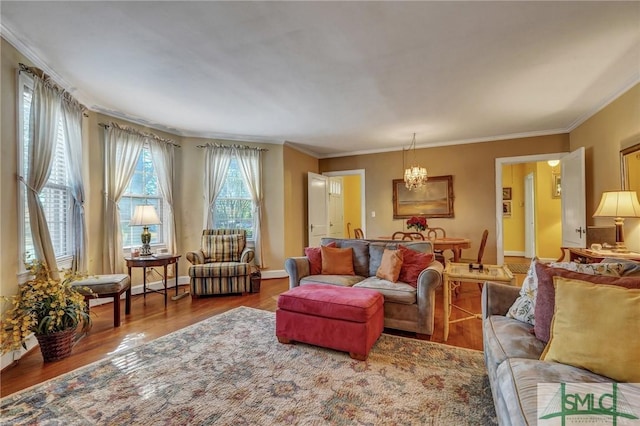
424,227,446,240
391,231,424,241
354,228,365,239
424,227,447,263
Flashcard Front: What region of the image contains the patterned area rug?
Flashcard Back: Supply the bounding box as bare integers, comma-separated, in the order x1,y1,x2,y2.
1,307,496,425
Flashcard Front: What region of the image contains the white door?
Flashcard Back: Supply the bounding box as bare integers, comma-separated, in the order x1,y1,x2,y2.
524,173,536,258
561,147,586,248
308,172,329,247
328,177,344,238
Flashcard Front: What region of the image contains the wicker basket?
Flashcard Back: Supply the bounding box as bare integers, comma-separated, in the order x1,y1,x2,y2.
35,329,76,362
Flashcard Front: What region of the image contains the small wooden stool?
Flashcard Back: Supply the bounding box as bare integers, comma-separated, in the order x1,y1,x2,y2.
72,274,131,327
276,284,384,360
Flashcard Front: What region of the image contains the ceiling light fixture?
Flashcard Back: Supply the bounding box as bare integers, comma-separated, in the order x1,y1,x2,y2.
403,133,428,191
547,159,560,167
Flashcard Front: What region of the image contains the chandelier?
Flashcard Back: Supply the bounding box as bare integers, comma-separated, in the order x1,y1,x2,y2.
403,133,428,190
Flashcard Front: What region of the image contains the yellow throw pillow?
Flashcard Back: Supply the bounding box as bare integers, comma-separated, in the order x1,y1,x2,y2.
321,246,355,275
541,277,640,382
376,249,404,282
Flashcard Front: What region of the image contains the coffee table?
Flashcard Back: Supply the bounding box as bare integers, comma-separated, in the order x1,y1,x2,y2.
443,262,515,341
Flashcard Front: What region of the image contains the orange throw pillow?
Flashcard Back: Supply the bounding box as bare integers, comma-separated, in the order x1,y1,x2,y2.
304,242,336,275
398,245,434,287
321,246,355,275
376,249,404,282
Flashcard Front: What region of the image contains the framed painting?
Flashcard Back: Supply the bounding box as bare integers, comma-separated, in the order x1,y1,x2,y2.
502,187,512,200
552,173,561,198
393,175,454,219
502,201,512,217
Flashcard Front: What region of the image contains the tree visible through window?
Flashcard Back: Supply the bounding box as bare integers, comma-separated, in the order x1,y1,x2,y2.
119,147,165,248
214,158,253,239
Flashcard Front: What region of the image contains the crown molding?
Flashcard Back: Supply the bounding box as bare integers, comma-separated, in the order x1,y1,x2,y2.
3,22,637,158
282,141,322,158
566,72,640,132
1,22,77,97
318,128,568,159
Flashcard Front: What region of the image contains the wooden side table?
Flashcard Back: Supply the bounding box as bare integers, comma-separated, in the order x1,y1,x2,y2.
124,254,181,307
558,247,640,263
443,262,515,341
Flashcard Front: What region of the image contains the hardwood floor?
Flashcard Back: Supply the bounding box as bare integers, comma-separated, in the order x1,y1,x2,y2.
1,268,527,397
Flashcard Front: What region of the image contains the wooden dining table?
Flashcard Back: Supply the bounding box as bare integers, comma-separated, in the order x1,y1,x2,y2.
376,236,471,262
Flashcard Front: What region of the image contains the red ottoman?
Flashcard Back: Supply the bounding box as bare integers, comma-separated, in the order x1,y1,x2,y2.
276,284,384,360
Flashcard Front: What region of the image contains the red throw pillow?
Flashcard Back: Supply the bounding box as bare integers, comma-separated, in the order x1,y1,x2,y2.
397,245,434,288
534,262,640,343
304,241,336,275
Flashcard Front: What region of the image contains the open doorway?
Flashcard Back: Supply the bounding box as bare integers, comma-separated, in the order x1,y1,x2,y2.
496,154,565,265
324,170,366,238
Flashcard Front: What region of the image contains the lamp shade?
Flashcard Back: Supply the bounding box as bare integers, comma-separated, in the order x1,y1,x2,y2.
130,205,161,226
593,191,640,218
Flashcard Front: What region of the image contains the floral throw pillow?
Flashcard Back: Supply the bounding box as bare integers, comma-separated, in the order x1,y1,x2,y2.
506,259,624,325
506,258,539,325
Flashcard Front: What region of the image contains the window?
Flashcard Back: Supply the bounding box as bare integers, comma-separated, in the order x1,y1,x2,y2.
119,147,165,248
19,75,72,265
213,158,254,239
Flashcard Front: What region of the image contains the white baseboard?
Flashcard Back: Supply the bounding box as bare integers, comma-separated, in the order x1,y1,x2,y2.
2,276,192,368
88,275,190,307
504,251,525,257
1,334,37,370
1,272,283,369
261,269,287,279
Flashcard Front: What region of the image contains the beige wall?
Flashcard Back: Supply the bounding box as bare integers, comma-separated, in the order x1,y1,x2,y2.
178,137,287,274
0,38,290,307
0,38,24,299
320,135,569,264
570,83,640,252
179,137,286,272
2,32,639,306
283,145,319,258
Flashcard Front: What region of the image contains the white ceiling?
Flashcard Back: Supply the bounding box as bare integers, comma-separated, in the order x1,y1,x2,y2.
2,1,639,157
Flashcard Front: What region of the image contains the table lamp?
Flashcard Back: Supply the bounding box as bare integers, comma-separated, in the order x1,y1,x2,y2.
592,191,640,253
130,205,161,256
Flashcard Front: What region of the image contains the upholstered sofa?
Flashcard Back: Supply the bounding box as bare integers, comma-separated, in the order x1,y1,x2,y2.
284,237,443,338
186,229,255,297
481,259,640,425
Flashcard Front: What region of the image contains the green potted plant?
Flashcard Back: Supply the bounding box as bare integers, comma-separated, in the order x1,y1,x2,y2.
1,261,92,362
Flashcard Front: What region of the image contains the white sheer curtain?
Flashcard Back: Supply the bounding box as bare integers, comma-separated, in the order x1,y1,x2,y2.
235,147,265,268
203,145,232,229
62,97,87,273
25,77,62,278
102,123,145,273
148,139,177,254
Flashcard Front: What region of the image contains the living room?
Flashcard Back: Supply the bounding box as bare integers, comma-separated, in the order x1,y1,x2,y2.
1,2,639,424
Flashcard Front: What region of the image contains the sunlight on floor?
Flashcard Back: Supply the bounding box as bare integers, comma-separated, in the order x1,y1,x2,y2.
108,332,147,355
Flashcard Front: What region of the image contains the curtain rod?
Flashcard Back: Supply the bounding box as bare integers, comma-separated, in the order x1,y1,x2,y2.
197,143,268,151
99,122,180,147
19,63,89,117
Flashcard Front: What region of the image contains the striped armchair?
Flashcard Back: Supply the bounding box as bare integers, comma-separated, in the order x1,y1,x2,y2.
186,229,255,297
